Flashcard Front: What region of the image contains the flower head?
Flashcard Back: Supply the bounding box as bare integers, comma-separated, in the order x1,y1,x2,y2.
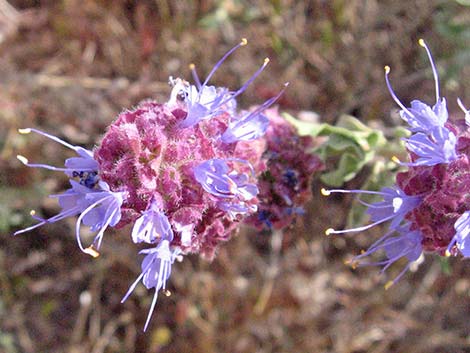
325,40,469,285
15,40,299,331
244,108,324,230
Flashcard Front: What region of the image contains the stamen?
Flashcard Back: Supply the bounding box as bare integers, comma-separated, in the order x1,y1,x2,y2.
384,66,414,118
238,82,288,118
218,57,271,108
200,40,248,90
189,63,201,89
319,188,389,197
419,39,440,103
324,214,395,235
18,128,77,151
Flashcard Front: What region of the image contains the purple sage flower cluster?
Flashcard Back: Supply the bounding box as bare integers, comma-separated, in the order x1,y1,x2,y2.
14,39,322,331
322,40,469,288
245,107,324,230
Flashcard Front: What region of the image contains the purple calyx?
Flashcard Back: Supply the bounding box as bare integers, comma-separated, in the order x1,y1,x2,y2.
132,200,174,244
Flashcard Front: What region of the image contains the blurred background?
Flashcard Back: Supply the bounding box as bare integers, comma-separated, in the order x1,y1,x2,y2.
0,1,469,352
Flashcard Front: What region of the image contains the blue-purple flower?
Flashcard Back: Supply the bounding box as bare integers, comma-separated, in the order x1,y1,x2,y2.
322,184,423,286
15,129,124,257
385,40,458,167
384,39,448,134
132,200,174,244
403,126,458,166
173,39,271,128
17,128,98,174
121,240,181,332
447,211,470,257
350,224,423,288
194,158,259,205
322,186,422,235
221,83,289,143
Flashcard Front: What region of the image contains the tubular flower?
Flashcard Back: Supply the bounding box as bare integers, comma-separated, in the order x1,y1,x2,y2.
324,39,468,284
350,224,423,288
322,186,423,235
403,126,458,166
16,40,301,330
14,129,124,257
121,240,181,332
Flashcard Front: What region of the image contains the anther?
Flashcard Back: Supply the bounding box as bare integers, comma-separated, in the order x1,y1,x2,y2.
17,155,29,165
445,249,451,257
418,38,426,47
391,156,401,164
320,188,331,196
18,128,31,134
189,63,195,70
384,66,391,74
163,289,172,297
263,58,270,65
84,246,100,258
384,281,394,290
30,210,36,216
325,228,334,236
240,38,248,46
